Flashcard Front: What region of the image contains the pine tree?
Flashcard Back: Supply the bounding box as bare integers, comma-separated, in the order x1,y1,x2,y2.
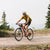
2,12,8,26
46,4,50,28
0,12,10,30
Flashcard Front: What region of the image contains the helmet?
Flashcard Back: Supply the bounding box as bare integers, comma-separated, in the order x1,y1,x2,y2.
23,12,26,15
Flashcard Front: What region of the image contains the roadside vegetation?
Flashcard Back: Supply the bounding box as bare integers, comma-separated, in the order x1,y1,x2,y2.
34,28,50,34
0,12,14,37
34,28,50,36
0,44,50,50
0,30,14,37
0,28,50,37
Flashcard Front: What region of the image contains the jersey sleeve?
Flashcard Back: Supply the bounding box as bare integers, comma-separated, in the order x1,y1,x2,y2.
27,15,29,18
21,16,24,19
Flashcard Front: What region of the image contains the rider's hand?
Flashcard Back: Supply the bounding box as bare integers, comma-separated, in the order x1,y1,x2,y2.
25,22,27,24
16,23,18,25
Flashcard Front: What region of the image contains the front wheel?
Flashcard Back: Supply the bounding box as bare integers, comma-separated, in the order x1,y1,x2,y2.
27,28,33,41
15,28,23,41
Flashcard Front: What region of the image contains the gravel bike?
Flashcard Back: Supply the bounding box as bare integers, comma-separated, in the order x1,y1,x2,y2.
15,23,33,41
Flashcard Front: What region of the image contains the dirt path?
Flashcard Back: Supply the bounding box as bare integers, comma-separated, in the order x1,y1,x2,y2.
0,36,50,48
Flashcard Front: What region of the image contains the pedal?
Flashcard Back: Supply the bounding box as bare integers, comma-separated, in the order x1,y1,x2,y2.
24,34,27,37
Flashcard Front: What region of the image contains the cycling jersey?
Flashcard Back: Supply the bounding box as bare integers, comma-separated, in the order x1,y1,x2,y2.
21,15,32,22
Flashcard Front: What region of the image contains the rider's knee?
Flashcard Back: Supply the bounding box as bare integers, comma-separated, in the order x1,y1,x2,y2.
23,24,25,29
25,25,28,29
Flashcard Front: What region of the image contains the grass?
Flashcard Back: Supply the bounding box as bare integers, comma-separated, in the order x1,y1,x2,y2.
0,44,50,50
0,29,14,33
0,31,10,37
34,28,50,34
0,29,14,37
33,28,50,36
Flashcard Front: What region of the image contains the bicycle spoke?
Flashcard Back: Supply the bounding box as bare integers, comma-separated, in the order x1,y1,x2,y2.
15,28,23,41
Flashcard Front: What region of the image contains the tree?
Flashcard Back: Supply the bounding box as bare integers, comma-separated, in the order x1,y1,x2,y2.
2,12,8,26
0,12,10,30
46,4,50,28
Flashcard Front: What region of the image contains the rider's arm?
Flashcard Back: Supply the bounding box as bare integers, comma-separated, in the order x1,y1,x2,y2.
16,18,22,24
16,16,24,24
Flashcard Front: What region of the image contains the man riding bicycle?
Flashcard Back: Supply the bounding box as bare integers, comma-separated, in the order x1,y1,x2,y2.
16,12,32,36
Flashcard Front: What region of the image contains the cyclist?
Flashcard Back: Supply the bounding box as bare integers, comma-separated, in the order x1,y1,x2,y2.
16,12,32,36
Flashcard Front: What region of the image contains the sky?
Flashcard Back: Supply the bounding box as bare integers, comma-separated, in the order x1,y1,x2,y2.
0,0,50,29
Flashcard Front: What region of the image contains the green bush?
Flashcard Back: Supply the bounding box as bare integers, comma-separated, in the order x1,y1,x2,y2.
9,27,14,31
0,31,10,37
0,25,10,30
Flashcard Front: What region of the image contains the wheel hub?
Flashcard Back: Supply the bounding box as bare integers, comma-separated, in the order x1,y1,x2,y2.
18,33,21,35
28,33,31,36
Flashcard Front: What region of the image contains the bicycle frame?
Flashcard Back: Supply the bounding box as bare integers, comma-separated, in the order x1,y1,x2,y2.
17,23,29,36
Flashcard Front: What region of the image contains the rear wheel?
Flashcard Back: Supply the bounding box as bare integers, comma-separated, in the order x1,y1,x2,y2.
15,28,23,41
27,28,33,41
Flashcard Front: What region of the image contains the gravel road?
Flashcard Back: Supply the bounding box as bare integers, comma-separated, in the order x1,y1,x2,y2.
0,36,50,48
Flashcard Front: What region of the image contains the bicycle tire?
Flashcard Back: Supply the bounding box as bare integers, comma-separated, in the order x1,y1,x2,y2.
15,28,23,41
27,28,34,41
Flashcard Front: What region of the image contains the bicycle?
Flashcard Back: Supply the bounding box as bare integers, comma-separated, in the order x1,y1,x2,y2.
15,23,34,41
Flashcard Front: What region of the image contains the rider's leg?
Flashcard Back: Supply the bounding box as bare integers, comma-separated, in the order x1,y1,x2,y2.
25,21,31,36
25,25,29,36
22,24,26,35
25,25,28,32
23,24,25,29
25,21,31,32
